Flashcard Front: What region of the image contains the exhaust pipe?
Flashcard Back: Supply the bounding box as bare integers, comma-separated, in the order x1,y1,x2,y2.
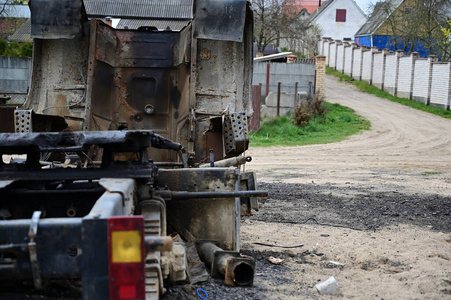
196,240,255,287
67,205,77,217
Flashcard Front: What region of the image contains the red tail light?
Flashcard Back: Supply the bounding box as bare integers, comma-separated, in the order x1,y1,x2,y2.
108,216,145,300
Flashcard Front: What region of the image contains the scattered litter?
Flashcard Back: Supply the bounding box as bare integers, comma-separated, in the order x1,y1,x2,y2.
196,288,208,299
315,276,340,295
323,260,345,269
268,256,286,265
302,249,324,257
253,242,303,249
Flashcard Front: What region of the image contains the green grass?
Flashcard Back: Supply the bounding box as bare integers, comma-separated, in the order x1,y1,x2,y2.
250,102,370,147
326,67,451,119
422,171,440,175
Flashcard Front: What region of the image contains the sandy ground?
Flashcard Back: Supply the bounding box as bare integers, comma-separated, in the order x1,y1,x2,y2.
241,75,451,299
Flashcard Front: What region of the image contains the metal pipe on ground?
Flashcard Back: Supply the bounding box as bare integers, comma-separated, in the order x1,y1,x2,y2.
199,156,251,168
196,240,255,287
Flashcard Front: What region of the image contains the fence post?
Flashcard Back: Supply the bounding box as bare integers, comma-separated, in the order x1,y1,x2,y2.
266,63,270,97
394,49,404,97
277,82,281,117
426,55,438,105
294,82,298,108
315,56,326,98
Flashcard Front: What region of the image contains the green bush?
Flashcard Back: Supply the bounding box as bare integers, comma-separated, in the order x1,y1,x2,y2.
0,39,33,57
293,95,327,127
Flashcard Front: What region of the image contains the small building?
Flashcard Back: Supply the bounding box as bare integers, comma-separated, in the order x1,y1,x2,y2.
309,0,367,41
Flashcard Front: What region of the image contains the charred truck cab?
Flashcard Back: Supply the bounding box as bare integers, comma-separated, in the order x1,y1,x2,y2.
0,0,266,299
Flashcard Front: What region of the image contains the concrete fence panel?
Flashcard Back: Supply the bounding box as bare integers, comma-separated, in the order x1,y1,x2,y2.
372,51,385,89
384,54,397,95
329,42,338,69
361,49,373,83
412,55,437,104
0,56,31,93
397,53,418,99
430,62,451,109
344,44,354,76
324,41,330,65
336,43,345,73
352,47,363,80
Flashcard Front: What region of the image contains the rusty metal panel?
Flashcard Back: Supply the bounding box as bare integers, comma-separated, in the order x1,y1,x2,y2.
30,0,85,39
194,0,247,42
25,28,91,131
0,105,16,133
195,40,246,114
158,168,240,251
250,85,261,132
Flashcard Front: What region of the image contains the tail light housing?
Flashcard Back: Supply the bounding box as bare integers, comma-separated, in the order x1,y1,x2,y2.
108,216,145,300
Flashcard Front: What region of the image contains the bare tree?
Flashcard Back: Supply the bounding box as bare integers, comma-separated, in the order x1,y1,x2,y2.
371,0,451,58
0,0,21,17
252,0,311,52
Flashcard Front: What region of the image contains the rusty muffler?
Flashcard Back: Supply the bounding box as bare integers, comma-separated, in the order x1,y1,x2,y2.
196,240,255,287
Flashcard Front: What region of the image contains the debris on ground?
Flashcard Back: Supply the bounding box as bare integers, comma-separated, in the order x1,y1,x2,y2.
315,276,340,295
322,260,345,269
268,256,286,265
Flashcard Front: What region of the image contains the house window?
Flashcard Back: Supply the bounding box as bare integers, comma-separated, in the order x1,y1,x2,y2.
336,9,346,22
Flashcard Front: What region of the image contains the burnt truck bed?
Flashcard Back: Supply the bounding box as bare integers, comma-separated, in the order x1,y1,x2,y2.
0,131,266,299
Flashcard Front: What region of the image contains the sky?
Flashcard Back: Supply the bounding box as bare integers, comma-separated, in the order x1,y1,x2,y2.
354,0,377,14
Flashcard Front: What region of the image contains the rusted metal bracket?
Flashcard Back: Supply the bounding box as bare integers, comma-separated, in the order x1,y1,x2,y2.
14,110,32,133
223,112,249,157
28,211,43,289
240,172,260,216
14,110,68,133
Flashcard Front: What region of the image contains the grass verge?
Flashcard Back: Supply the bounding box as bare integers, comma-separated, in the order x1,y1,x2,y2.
326,67,451,119
249,102,370,147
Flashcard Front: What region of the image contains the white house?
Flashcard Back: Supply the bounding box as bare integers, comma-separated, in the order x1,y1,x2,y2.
309,0,367,41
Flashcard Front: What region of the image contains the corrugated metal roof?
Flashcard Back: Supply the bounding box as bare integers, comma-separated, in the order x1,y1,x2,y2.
9,18,32,42
84,0,194,19
354,0,404,36
116,19,190,31
253,52,293,62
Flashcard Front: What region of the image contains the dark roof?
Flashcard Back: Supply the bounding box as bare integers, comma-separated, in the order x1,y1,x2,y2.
8,18,31,42
116,19,190,31
84,0,193,19
10,0,195,41
355,0,404,36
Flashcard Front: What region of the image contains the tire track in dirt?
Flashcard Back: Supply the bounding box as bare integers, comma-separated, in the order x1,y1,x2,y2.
247,75,451,196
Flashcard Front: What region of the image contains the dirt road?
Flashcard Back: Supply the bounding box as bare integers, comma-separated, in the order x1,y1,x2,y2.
248,76,451,196
233,75,451,300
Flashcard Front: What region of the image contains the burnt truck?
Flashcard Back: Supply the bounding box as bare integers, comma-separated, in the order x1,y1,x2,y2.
0,0,267,299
